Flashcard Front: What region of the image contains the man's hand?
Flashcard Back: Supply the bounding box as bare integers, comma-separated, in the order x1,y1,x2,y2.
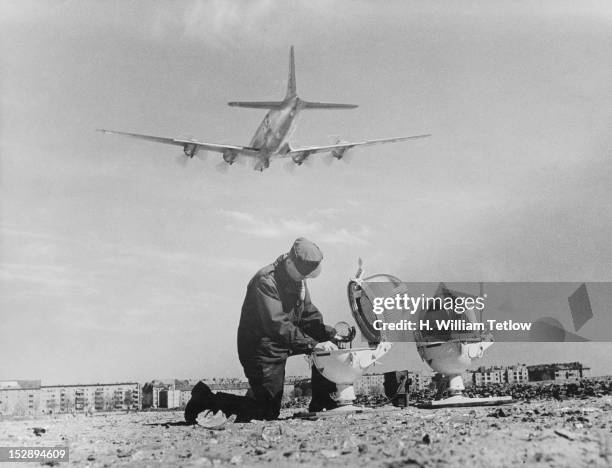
314,341,338,352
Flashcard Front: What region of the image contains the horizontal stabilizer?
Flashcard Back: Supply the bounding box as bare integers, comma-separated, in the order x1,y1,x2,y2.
228,101,285,109
302,101,358,110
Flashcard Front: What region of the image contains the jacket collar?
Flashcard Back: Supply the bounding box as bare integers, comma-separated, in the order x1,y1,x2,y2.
273,254,300,291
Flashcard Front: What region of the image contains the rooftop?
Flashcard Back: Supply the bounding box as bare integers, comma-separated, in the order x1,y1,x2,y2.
0,380,41,391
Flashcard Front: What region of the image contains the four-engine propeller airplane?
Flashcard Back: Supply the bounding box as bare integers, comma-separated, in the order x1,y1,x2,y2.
98,47,430,171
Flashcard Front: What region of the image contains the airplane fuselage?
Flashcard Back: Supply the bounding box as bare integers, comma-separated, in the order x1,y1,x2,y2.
249,96,300,160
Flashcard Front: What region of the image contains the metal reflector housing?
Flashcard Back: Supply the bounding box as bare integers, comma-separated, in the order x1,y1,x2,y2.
347,274,404,345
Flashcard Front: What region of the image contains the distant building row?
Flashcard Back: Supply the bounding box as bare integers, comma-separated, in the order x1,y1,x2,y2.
470,362,590,387
319,362,591,396
353,371,432,396
0,381,140,417
141,379,294,410
0,362,590,416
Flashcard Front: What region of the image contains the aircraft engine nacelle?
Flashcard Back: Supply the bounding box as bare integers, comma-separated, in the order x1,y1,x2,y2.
223,150,237,164
255,158,270,172
331,146,349,160
291,152,310,165
183,144,198,158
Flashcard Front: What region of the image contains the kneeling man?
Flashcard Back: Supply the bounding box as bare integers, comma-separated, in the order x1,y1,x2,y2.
185,238,340,423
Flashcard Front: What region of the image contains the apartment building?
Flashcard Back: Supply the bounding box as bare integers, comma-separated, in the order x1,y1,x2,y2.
472,367,505,386
527,362,590,382
354,373,385,396
505,364,529,384
40,383,140,413
0,380,41,417
471,365,529,386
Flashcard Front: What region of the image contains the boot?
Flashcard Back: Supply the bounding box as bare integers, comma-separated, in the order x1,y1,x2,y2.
184,381,216,424
214,392,258,422
213,391,282,422
309,365,338,412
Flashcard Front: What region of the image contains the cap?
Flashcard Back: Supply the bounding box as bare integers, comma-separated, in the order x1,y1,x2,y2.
288,238,323,278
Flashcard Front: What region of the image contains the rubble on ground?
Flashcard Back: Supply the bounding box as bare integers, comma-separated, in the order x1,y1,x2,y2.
281,379,612,411
1,395,611,467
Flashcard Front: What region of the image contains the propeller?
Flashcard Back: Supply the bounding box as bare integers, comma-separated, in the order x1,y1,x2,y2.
302,154,314,168
175,154,189,167
289,140,314,167
323,135,341,166
325,135,353,164
215,161,230,173
283,160,297,173
323,153,335,166
177,134,208,163
341,148,354,164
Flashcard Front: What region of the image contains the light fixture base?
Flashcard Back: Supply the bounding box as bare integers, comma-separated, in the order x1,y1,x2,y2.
293,405,401,420
418,394,515,409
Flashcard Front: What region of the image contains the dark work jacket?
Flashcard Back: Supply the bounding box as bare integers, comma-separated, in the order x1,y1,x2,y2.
237,256,335,372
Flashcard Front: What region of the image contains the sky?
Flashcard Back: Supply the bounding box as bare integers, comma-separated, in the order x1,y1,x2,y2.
1,0,611,385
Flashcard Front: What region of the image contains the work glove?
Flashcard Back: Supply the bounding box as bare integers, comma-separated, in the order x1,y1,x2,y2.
314,341,339,352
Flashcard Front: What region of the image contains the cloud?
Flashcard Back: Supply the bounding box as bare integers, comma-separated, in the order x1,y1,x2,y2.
207,257,262,273
180,0,275,44
218,209,370,245
0,223,262,314
219,210,257,224
105,243,261,273
318,227,371,246
0,262,85,290
116,1,612,50
5,0,612,57
121,0,385,50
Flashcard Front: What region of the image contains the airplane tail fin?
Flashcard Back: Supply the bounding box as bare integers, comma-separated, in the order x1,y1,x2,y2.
228,47,358,110
228,101,285,109
228,47,296,110
301,101,358,109
286,45,296,99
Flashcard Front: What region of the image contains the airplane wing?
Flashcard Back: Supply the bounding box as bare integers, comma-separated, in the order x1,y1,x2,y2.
97,129,260,156
285,134,431,158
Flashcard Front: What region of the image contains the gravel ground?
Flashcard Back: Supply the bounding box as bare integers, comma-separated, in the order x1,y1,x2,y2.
1,397,611,467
